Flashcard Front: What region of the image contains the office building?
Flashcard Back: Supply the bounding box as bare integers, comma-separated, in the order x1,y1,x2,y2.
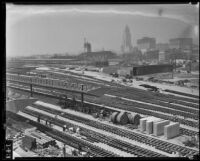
169,38,193,51
137,37,156,52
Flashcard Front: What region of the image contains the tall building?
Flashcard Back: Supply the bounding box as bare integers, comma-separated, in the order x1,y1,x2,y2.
121,25,133,53
84,38,92,52
137,37,156,53
169,38,193,51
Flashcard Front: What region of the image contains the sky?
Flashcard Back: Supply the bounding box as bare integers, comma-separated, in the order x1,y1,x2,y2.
6,3,199,57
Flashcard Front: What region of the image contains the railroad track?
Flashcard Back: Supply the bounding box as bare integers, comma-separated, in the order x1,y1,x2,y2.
164,89,199,99
25,103,199,156
89,96,199,128
7,84,199,135
103,94,198,120
6,111,118,157
89,86,199,105
21,108,165,157
8,84,199,126
41,70,123,88
44,131,113,157
106,89,199,112
123,87,199,104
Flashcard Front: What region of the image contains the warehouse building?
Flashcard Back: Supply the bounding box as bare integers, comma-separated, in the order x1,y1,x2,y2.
132,64,173,76
79,51,117,61
108,59,122,66
107,64,173,77
117,67,132,77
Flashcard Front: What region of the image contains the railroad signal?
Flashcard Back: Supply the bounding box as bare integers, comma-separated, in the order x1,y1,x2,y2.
80,84,85,107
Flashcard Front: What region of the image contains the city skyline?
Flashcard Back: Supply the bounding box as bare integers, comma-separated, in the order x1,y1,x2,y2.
6,4,199,57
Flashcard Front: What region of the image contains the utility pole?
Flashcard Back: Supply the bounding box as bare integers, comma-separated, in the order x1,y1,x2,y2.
81,84,84,107
171,57,174,79
30,78,33,97
174,49,177,72
172,49,177,79
189,61,192,73
189,52,192,73
63,144,66,157
84,38,86,52
30,84,33,97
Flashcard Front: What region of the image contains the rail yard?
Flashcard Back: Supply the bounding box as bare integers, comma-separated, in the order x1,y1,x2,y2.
5,64,199,158
6,3,200,159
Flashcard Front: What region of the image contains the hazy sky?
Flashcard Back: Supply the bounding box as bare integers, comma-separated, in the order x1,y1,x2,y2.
6,4,199,57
